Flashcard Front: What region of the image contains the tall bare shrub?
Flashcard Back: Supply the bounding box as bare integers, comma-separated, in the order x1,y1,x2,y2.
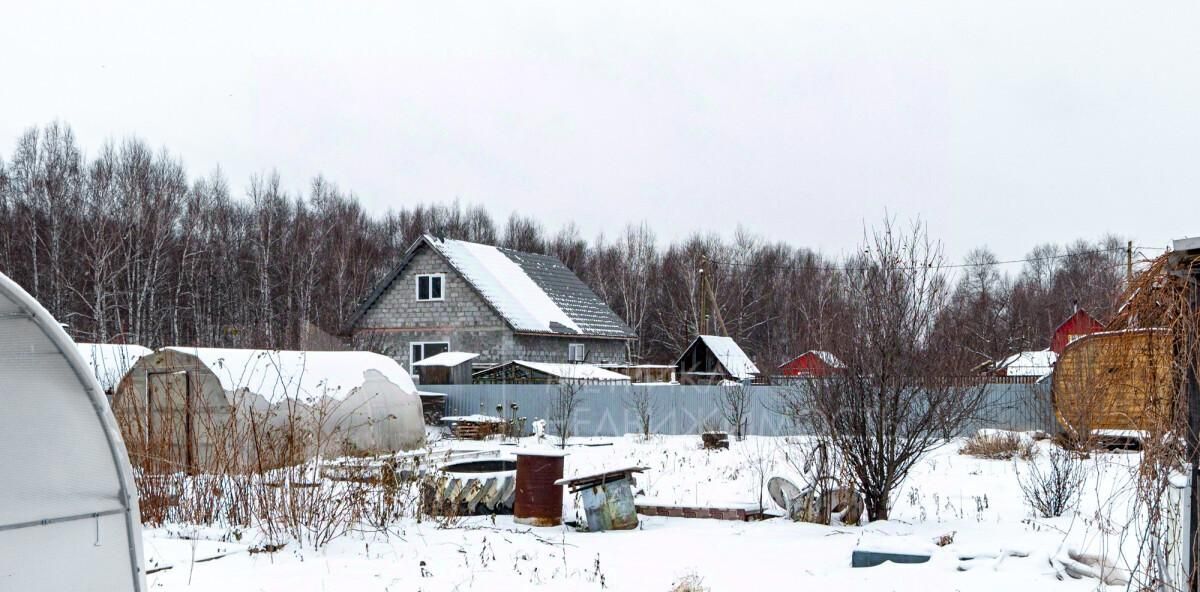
779,218,986,521
550,380,584,449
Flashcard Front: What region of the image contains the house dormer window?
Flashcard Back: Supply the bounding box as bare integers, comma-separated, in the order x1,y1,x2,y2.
416,274,445,301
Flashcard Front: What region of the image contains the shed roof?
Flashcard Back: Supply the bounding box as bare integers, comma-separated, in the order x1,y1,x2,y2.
76,343,153,391
347,235,635,338
779,350,844,369
995,350,1057,376
412,351,480,367
475,360,632,382
676,335,760,379
163,347,416,402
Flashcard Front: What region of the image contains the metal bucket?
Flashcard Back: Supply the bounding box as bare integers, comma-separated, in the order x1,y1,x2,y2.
513,451,565,527
579,477,638,531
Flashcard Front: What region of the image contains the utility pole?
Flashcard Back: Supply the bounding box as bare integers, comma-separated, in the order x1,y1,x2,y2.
698,257,706,336
698,255,728,337
1127,240,1134,286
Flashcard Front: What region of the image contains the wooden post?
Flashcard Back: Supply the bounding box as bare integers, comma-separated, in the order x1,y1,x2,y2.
1170,237,1200,592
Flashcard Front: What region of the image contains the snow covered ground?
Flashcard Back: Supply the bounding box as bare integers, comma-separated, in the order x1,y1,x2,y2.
143,434,1155,591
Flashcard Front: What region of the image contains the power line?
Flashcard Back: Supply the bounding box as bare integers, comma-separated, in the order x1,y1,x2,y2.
705,246,1167,274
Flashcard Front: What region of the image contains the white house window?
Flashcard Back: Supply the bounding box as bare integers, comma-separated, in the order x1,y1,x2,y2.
568,343,586,362
416,274,445,301
410,342,449,371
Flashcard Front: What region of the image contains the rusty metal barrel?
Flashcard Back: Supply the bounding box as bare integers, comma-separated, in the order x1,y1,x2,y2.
513,451,565,527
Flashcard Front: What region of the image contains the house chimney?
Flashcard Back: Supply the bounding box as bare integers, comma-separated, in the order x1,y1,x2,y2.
1072,299,1079,313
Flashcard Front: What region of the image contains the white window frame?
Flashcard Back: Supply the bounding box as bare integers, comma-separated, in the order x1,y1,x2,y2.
410,341,451,372
415,273,446,302
568,343,586,363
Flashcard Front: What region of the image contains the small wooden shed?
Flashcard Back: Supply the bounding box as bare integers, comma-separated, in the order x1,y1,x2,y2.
1050,308,1105,355
675,335,760,385
1051,328,1173,438
472,360,631,384
777,350,844,378
412,351,479,385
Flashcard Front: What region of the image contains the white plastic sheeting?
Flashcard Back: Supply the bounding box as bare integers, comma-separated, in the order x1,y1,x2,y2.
325,370,425,452
0,272,145,591
77,343,153,392
163,347,418,402
147,347,427,457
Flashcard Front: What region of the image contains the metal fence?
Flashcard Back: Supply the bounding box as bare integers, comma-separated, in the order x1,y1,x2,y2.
421,382,1056,438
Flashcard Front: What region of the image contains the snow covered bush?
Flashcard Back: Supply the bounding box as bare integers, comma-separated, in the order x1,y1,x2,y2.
669,572,709,592
1016,445,1085,518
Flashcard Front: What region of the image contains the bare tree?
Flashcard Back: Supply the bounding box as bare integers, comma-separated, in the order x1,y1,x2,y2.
624,385,657,439
549,380,585,449
719,383,752,441
0,122,1131,370
779,218,986,521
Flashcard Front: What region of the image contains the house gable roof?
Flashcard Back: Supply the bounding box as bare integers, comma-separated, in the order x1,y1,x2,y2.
346,235,635,339
674,334,760,379
778,350,844,370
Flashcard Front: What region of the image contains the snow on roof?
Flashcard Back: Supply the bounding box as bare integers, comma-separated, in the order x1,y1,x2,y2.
412,351,480,367
778,350,844,369
347,235,635,338
493,360,631,381
995,350,1057,376
76,343,153,391
687,335,760,379
164,347,416,402
431,237,582,335
425,236,636,337
811,351,844,368
440,414,507,424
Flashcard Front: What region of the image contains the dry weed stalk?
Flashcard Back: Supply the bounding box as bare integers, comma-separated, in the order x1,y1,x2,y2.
114,373,445,549
1102,253,1196,590
960,432,1035,461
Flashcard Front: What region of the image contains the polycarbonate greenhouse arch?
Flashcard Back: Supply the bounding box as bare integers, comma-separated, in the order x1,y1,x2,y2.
0,272,145,591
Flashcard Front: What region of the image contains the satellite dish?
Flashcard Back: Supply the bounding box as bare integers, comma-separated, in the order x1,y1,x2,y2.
767,476,803,511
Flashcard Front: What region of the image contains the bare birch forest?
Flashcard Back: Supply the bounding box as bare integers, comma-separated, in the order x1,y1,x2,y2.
0,122,1129,367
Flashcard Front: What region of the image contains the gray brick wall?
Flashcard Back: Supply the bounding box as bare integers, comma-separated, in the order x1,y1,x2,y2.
353,243,630,370
354,245,509,368
511,334,628,365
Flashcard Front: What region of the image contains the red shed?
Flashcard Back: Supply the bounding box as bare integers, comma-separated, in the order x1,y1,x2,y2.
777,350,845,378
1050,308,1105,355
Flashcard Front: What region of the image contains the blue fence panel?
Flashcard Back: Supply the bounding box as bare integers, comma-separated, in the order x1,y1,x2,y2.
420,382,1056,438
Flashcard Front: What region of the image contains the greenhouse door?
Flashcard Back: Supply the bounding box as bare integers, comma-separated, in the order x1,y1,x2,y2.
147,371,195,473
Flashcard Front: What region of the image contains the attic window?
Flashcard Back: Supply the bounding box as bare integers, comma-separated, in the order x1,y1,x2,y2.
416,274,445,301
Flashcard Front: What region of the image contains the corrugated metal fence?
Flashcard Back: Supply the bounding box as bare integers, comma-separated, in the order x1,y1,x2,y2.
421,382,1056,437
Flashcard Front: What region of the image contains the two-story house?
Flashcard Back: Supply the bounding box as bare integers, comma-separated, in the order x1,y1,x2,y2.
345,234,636,372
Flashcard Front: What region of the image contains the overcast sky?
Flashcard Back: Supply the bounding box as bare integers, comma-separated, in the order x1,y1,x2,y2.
3,1,1198,263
